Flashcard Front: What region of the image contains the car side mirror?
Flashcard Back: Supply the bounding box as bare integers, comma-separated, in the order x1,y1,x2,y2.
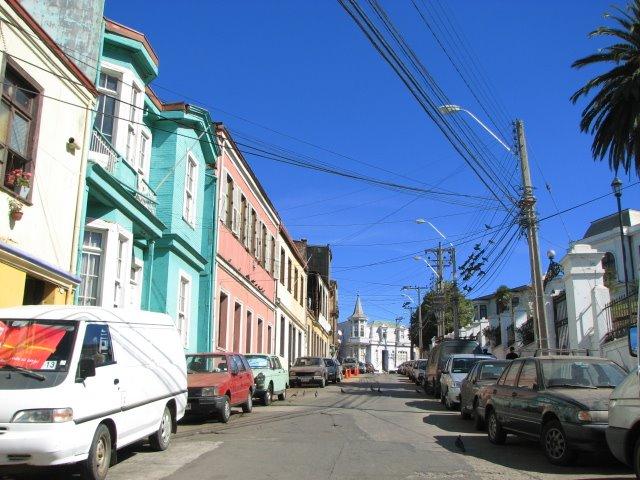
76,358,96,382
629,325,638,358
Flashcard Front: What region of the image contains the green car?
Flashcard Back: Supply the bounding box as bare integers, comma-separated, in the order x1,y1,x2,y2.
245,354,289,406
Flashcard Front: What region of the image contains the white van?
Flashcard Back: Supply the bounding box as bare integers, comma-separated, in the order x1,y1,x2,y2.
0,305,188,480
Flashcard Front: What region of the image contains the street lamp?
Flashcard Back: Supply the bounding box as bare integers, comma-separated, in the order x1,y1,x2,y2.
414,255,439,278
611,177,630,296
438,104,512,153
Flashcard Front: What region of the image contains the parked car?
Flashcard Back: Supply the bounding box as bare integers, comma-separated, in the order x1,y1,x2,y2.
424,339,482,397
289,356,328,387
341,357,358,372
324,358,342,383
245,354,288,405
606,325,639,476
185,352,254,423
460,359,510,426
358,362,366,374
398,361,410,375
440,354,494,410
365,362,375,373
415,359,428,386
407,360,418,382
477,355,627,465
0,306,187,480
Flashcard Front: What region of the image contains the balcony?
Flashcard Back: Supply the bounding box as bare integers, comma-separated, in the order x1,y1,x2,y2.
88,129,157,214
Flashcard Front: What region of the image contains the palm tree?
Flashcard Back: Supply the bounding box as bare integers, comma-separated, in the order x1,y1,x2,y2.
571,0,640,177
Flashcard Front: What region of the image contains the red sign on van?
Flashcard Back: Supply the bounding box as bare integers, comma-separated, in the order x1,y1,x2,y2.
0,321,66,370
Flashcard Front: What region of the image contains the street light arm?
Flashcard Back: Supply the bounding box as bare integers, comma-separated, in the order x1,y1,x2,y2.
459,109,512,153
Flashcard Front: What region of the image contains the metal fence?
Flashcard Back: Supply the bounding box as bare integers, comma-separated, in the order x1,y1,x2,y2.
604,290,638,340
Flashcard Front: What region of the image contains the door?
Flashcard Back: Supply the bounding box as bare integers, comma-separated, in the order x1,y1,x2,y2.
382,350,389,372
492,360,522,428
228,355,242,405
72,323,122,425
271,356,286,392
234,355,252,402
511,359,541,436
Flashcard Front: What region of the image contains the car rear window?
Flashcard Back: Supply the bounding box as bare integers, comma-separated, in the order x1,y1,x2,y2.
479,362,508,380
541,359,626,388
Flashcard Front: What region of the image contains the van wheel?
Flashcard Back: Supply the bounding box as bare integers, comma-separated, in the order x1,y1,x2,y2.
219,396,231,423
242,392,253,413
278,389,286,401
82,424,111,480
149,405,172,451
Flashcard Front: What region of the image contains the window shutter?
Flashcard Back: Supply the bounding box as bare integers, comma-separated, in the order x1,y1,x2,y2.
232,188,240,235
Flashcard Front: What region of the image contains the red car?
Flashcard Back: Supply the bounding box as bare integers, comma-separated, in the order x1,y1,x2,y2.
185,352,254,423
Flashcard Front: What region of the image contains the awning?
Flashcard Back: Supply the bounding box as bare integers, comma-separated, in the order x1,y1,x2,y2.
0,241,81,288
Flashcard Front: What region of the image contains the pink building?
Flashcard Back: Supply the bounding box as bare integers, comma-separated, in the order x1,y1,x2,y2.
214,124,280,354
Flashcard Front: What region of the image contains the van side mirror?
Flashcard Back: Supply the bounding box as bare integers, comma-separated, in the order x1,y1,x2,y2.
629,326,638,358
76,358,96,382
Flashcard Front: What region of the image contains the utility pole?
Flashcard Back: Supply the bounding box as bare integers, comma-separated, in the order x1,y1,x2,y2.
402,285,428,358
425,242,458,339
515,120,548,351
402,302,415,360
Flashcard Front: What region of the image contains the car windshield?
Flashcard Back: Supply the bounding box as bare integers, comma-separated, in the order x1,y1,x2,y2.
479,362,508,380
186,354,228,373
451,357,481,373
294,357,321,367
324,359,333,367
245,355,270,369
541,359,626,388
0,319,77,372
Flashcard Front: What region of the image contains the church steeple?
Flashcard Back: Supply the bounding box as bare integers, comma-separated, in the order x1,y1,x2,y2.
350,295,366,320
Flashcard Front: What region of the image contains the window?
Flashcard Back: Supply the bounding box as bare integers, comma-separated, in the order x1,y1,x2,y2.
250,209,257,256
94,72,118,142
479,305,488,319
272,356,282,369
299,277,304,306
256,222,263,263
280,316,285,356
500,361,522,387
287,258,292,292
113,236,126,308
261,224,267,268
240,195,248,245
517,360,538,389
224,174,234,228
80,324,114,367
184,154,197,225
138,132,149,174
0,66,39,192
270,237,276,275
130,85,140,122
245,311,253,353
218,292,228,349
125,126,135,164
178,275,191,347
298,331,302,357
267,325,272,354
79,230,104,306
280,248,285,285
257,318,264,353
602,252,617,287
294,269,298,301
233,302,242,353
129,258,142,308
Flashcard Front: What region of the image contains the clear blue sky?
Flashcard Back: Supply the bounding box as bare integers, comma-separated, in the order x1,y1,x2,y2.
106,0,638,324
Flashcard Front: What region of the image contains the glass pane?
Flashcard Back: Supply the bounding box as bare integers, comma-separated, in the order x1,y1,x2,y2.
99,72,118,92
0,101,10,143
15,88,33,114
83,231,103,249
9,112,29,156
94,95,116,140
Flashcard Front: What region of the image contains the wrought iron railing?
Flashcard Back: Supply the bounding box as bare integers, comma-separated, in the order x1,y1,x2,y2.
604,290,638,341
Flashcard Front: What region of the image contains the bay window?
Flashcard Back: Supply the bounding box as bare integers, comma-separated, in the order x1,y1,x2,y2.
94,72,118,142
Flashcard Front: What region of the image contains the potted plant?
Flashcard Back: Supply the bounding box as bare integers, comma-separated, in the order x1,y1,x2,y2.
9,169,32,198
8,199,23,221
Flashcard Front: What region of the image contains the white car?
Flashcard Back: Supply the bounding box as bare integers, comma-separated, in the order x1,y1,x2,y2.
440,354,494,410
0,306,188,480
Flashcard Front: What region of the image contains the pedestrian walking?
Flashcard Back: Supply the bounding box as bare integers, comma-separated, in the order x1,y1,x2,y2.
506,346,519,360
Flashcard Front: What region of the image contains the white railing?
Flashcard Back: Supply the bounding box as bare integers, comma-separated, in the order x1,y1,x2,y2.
89,129,118,173
136,176,157,215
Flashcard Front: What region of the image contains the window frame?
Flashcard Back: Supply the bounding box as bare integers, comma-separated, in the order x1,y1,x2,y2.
177,272,192,348
78,229,105,306
183,152,198,227
94,70,120,143
80,323,115,368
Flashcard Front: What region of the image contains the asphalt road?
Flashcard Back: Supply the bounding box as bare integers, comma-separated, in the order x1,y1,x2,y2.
1,374,634,480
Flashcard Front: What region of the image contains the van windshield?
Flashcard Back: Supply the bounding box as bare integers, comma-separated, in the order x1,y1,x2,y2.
0,319,77,372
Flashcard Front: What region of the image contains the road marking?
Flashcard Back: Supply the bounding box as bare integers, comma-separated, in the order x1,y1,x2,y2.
107,440,222,480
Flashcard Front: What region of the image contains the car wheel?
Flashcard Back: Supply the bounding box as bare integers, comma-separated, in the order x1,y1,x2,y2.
219,396,231,423
473,401,485,430
262,386,272,406
633,436,640,479
542,419,576,466
337,375,341,383
487,409,506,445
82,424,111,480
278,389,286,401
444,390,454,411
440,388,446,405
149,405,172,451
460,402,471,420
242,392,253,413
